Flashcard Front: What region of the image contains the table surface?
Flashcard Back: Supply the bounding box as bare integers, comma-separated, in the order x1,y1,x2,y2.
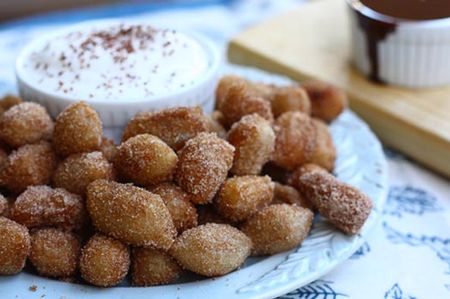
0,1,449,298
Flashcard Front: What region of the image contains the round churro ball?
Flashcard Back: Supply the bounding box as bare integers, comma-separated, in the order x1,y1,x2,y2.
53,101,102,157
122,107,212,151
302,81,347,122
115,134,178,186
215,176,274,222
11,185,86,231
0,216,30,275
270,86,311,117
227,114,275,175
170,223,252,277
53,151,115,196
215,75,249,111
86,180,176,249
0,141,57,193
309,118,336,171
131,247,183,286
0,102,53,148
29,228,81,278
241,204,313,255
175,133,234,204
272,111,317,171
80,234,130,287
0,95,23,114
100,137,117,162
272,182,312,210
149,183,198,233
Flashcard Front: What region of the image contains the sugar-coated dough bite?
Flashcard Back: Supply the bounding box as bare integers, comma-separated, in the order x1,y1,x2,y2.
0,141,57,193
208,111,227,139
0,102,53,148
86,180,176,249
149,183,198,233
0,95,23,114
215,75,249,111
53,101,102,157
272,182,312,210
302,80,347,122
131,247,183,286
170,223,251,277
115,134,178,186
29,228,80,278
53,151,115,196
215,176,274,222
0,194,7,215
175,133,234,204
80,234,130,287
227,114,275,176
270,86,311,117
0,216,30,275
11,185,86,231
309,118,336,171
272,111,317,171
100,137,117,162
241,204,313,256
122,107,211,151
289,165,372,235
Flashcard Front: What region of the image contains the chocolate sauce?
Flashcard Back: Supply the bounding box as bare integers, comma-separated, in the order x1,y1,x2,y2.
361,0,450,21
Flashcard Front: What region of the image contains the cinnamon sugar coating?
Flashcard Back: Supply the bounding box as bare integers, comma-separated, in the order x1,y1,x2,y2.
309,118,336,171
0,216,30,275
303,81,347,123
272,182,312,210
269,86,311,117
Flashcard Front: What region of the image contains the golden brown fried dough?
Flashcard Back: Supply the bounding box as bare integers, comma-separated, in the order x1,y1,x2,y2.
0,102,53,148
208,111,227,138
170,223,251,277
122,107,211,151
219,83,274,127
0,141,57,193
303,81,347,122
53,101,102,157
0,216,30,275
115,134,178,186
227,114,275,175
11,185,86,231
0,194,7,215
86,180,176,249
270,86,311,117
241,204,313,255
215,75,249,111
29,228,80,278
272,112,317,171
289,165,372,235
175,133,234,204
80,234,130,287
150,183,198,233
309,119,336,171
131,247,182,286
0,95,23,113
215,176,274,222
272,182,312,209
100,137,117,162
53,151,115,195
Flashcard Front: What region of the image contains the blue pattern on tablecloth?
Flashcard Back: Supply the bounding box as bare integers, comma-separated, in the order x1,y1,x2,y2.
0,1,448,298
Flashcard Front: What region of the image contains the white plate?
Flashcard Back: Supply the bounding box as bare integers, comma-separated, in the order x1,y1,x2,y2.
0,65,388,299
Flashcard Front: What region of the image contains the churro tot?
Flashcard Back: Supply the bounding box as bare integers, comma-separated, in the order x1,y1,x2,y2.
11,185,86,231
208,111,227,138
86,180,176,249
270,86,311,117
215,176,274,222
227,114,275,175
309,119,336,171
0,95,23,114
80,234,130,287
289,164,372,235
175,133,234,204
131,247,183,286
0,216,30,275
272,111,317,171
149,183,198,233
241,204,313,255
53,101,102,157
100,137,117,162
302,81,347,122
115,134,178,186
215,75,249,111
0,141,57,193
170,223,251,277
53,151,115,196
272,182,312,209
29,228,81,278
122,107,211,150
0,102,53,148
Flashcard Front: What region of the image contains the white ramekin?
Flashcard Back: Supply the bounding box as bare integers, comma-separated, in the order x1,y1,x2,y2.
15,20,222,127
347,0,450,88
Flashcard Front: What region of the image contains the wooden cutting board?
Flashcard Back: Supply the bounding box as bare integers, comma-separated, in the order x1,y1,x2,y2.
228,0,450,178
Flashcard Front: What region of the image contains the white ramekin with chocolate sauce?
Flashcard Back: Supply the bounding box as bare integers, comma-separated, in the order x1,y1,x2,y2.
15,20,222,126
347,0,450,88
